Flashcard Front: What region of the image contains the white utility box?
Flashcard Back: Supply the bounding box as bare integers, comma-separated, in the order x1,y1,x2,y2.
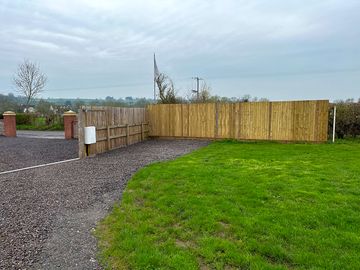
84,126,96,144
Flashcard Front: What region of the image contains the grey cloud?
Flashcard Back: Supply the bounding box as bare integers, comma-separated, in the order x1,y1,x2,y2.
0,0,359,100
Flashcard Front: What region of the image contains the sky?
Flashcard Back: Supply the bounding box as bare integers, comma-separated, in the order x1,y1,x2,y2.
0,0,359,101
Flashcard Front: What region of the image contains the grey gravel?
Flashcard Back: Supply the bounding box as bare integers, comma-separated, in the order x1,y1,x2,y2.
0,139,209,269
0,136,78,172
16,130,65,139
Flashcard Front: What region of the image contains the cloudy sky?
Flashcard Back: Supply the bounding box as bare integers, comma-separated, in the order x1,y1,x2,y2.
0,0,359,101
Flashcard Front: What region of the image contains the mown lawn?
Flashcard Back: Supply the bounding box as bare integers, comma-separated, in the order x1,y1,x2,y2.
96,140,360,269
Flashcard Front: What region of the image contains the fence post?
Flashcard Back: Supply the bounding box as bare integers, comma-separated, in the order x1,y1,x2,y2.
78,110,86,158
268,102,273,140
126,124,129,145
107,126,111,150
215,102,219,139
141,123,144,141
332,106,337,143
3,111,16,137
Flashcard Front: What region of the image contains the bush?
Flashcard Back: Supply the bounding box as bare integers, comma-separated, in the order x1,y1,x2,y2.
16,113,34,125
329,101,360,138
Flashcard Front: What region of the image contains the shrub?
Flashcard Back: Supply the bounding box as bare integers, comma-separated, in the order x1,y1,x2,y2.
329,101,360,138
16,113,34,125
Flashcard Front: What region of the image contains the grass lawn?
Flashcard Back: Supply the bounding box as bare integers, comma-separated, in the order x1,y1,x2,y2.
96,140,360,269
16,123,63,131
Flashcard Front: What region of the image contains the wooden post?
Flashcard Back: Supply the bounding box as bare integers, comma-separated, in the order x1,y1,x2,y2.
187,104,190,137
268,102,273,140
141,123,144,141
126,124,129,145
107,125,111,150
214,102,219,139
78,110,86,158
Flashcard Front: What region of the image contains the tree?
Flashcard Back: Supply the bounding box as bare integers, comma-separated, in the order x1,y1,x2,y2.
0,93,18,115
189,82,213,103
64,100,72,108
13,59,47,111
156,73,178,104
73,99,86,111
240,94,251,102
36,99,53,115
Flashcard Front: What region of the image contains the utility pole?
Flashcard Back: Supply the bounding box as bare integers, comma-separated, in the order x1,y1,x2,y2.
192,77,203,100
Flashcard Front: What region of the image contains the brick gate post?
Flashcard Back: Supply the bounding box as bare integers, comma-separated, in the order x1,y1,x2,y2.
63,110,77,140
3,111,17,137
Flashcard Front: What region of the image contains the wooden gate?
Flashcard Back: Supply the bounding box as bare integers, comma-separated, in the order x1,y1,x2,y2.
78,106,149,158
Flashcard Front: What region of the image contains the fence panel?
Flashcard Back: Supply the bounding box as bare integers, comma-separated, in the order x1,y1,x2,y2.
148,100,329,142
78,106,148,158
237,102,270,140
270,101,294,141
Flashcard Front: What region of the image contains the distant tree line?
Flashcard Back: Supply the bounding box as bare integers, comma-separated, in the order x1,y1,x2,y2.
0,93,154,117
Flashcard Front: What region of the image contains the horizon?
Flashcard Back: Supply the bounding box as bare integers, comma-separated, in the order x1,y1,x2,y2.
0,1,359,101
2,92,358,104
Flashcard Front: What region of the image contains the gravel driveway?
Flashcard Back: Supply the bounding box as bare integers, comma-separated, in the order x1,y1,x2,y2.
16,130,65,139
0,136,78,172
0,139,209,269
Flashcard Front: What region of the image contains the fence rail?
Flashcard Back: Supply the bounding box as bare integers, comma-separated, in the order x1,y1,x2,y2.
147,100,329,142
95,123,148,144
78,106,148,158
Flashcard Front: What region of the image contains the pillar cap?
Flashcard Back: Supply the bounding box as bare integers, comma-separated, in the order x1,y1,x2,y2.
63,110,77,116
3,111,16,116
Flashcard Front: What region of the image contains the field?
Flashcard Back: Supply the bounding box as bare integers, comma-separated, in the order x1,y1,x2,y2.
96,140,360,269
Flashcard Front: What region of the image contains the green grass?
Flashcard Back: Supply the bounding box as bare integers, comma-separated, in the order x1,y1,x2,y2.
96,140,360,269
16,123,64,131
16,117,63,131
16,116,64,131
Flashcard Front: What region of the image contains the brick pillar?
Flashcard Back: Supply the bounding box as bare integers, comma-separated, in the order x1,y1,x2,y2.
3,111,16,137
63,110,77,140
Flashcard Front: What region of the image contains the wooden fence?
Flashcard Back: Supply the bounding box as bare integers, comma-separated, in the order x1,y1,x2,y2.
147,100,329,142
78,106,148,158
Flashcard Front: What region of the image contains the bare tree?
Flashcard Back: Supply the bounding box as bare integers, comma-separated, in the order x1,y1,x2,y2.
13,59,47,110
188,81,213,103
156,73,178,104
198,82,212,103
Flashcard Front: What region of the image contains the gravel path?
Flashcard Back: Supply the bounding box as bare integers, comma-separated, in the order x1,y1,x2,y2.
0,136,78,172
16,130,65,139
0,139,209,269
